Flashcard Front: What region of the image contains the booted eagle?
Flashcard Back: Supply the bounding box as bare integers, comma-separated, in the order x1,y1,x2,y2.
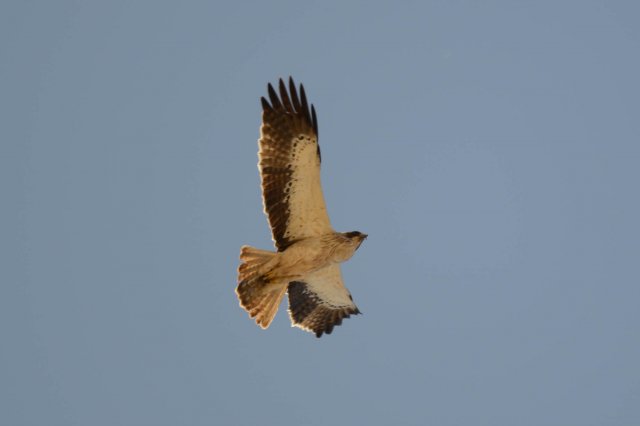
236,77,367,337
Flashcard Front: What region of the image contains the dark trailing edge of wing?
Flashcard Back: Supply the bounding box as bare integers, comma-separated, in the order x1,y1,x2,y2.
288,281,361,338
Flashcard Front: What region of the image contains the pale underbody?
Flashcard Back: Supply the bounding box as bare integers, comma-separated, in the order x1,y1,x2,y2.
259,233,361,285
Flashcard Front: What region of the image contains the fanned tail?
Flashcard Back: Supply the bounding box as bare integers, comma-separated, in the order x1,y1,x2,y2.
236,246,285,329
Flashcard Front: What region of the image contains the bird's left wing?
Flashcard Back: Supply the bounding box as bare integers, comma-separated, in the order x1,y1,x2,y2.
287,264,360,337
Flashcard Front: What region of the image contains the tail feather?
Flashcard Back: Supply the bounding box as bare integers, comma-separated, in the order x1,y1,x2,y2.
237,245,274,282
236,246,284,329
239,245,274,260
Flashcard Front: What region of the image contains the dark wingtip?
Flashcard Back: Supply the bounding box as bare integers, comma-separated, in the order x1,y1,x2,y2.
267,83,281,108
299,84,312,125
299,83,307,107
278,78,293,112
260,96,271,110
264,77,317,136
288,77,300,111
311,104,318,136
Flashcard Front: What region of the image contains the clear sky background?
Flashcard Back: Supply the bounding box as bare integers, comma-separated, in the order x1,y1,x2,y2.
2,1,639,425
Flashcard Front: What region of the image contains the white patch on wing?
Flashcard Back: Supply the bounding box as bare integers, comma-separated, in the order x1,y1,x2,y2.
303,264,355,309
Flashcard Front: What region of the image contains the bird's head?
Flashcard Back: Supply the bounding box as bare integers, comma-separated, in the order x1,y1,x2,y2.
330,231,367,262
342,231,368,250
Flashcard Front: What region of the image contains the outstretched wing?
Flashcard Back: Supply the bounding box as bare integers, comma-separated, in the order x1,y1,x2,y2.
287,264,360,337
259,77,333,252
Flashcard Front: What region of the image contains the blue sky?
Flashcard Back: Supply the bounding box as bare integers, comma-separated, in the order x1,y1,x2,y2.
2,1,639,425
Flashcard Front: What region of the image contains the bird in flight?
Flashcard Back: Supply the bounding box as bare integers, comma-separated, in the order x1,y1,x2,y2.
236,77,367,337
